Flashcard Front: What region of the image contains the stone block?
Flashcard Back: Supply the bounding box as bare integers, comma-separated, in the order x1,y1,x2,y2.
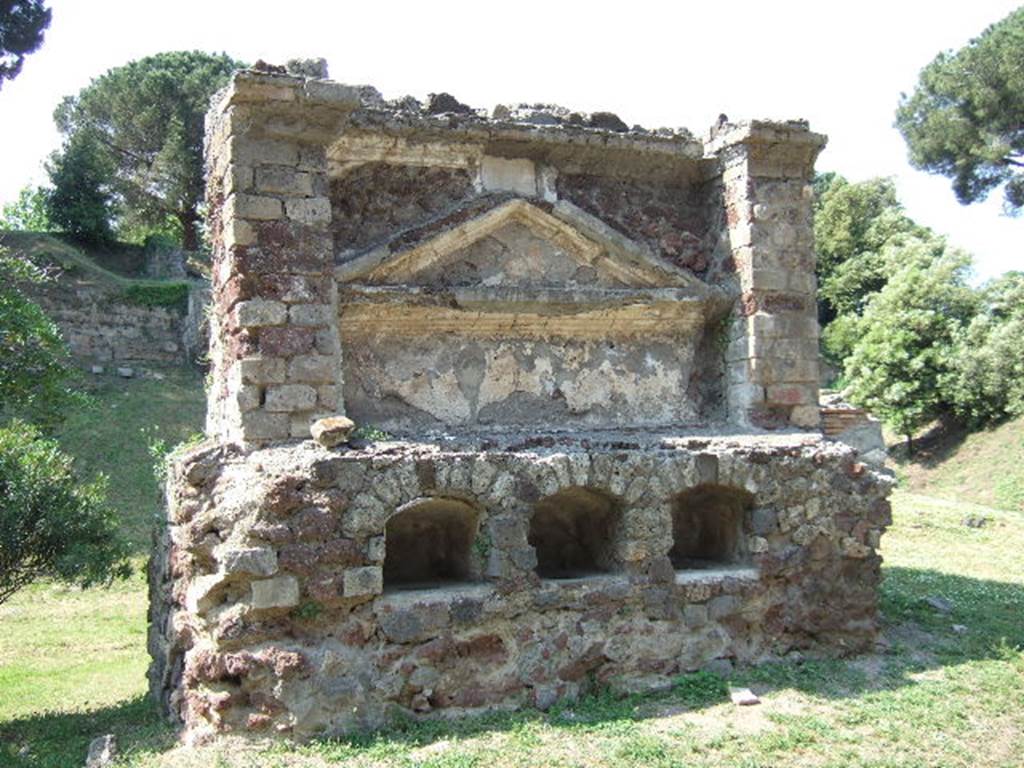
288,355,337,383
750,507,778,536
224,164,254,197
790,405,821,428
303,80,362,105
260,326,315,357
255,167,313,197
239,357,286,384
766,384,816,407
229,193,283,221
223,219,256,249
251,575,300,609
235,299,287,327
265,384,318,412
287,413,312,439
222,547,278,576
708,595,740,620
342,567,383,598
317,385,340,410
379,602,451,644
285,197,331,225
230,138,300,166
241,410,290,440
289,304,332,326
481,155,537,196
683,604,708,628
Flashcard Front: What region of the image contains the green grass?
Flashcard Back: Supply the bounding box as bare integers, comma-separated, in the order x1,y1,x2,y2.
56,366,205,551
1,369,1022,766
894,416,1024,513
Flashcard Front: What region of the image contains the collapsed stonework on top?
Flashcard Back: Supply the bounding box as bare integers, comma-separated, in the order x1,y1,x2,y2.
149,64,890,742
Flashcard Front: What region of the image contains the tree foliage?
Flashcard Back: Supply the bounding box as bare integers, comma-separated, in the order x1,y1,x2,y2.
896,7,1024,212
50,51,242,249
814,174,925,324
0,185,51,231
46,131,115,243
0,420,130,606
0,0,50,87
0,245,129,605
945,272,1024,425
843,248,978,440
0,247,79,428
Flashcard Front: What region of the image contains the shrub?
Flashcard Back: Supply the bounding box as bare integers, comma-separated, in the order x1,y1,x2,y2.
0,247,80,428
0,421,131,606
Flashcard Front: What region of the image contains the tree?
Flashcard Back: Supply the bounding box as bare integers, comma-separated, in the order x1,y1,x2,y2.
0,420,130,606
896,8,1024,212
45,131,115,243
0,184,51,231
813,174,931,365
0,0,51,87
0,246,79,428
945,272,1024,425
50,51,242,249
844,247,978,448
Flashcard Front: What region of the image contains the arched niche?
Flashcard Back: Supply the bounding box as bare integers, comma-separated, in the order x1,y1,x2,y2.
529,486,620,579
670,484,754,569
383,497,479,589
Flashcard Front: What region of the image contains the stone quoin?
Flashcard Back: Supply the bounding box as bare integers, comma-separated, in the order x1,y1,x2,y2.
148,63,893,742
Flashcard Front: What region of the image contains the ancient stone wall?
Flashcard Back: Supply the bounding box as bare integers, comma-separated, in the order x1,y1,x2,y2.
27,278,193,365
150,67,891,743
150,435,891,740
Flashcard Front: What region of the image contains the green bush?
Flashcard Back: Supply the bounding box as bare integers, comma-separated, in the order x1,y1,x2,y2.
0,248,81,429
0,421,131,606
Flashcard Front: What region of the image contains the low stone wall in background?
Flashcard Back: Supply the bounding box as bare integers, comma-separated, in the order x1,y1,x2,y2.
27,276,210,367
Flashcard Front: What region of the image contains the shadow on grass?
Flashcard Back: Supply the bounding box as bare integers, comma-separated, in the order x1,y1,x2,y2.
303,565,1024,761
0,694,175,768
888,417,970,469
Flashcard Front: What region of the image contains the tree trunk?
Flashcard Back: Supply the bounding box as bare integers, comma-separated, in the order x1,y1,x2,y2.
179,207,200,251
906,433,914,456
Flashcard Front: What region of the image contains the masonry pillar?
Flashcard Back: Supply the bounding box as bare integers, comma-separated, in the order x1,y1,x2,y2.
709,121,826,429
204,71,360,444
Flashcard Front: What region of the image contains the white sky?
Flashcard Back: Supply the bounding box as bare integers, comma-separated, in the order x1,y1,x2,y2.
0,0,1020,281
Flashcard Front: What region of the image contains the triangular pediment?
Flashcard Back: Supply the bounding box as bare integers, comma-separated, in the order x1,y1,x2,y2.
335,197,708,293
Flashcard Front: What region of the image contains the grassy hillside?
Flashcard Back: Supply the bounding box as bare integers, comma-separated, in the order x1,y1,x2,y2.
1,370,1022,767
0,231,202,312
57,366,206,550
893,416,1024,513
1,230,150,282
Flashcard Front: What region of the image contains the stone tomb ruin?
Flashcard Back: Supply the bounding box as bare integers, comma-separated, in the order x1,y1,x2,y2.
148,69,893,741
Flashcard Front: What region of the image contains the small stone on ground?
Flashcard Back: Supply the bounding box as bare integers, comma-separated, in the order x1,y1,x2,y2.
923,595,953,613
85,734,117,767
116,367,134,378
729,686,760,706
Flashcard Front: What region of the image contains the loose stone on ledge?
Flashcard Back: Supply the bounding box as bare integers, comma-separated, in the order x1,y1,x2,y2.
311,416,356,448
